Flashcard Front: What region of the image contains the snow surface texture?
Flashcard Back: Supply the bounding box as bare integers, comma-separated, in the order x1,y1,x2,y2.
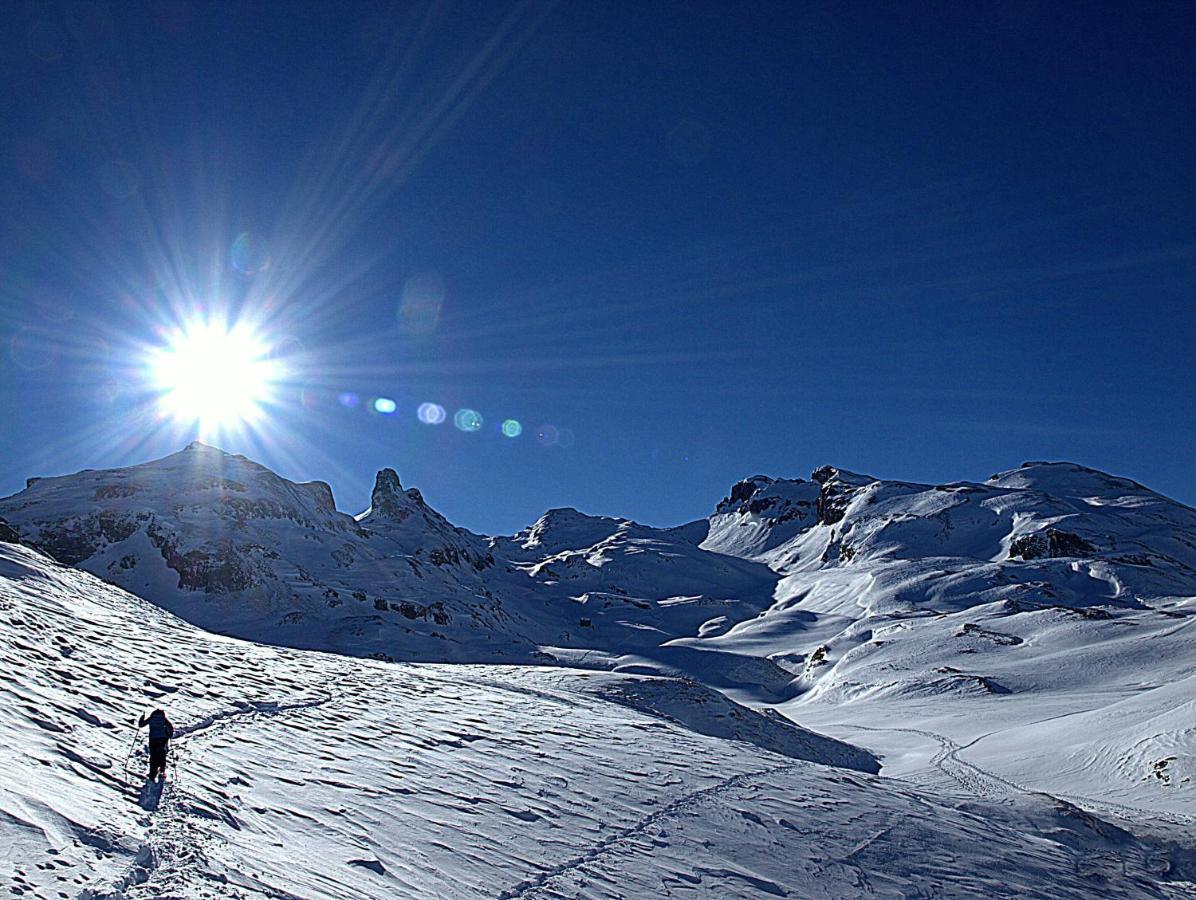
2,542,1194,898
2,447,1195,895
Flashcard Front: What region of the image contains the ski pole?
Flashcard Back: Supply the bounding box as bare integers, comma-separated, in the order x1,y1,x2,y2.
122,717,142,787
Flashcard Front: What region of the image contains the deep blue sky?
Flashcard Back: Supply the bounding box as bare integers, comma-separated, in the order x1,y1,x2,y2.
2,1,1194,534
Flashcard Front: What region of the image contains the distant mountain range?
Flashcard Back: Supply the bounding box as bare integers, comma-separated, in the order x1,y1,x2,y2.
2,443,1193,706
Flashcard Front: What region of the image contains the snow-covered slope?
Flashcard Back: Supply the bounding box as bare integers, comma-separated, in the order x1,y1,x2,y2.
4,540,1194,898
693,462,1196,828
2,446,1195,866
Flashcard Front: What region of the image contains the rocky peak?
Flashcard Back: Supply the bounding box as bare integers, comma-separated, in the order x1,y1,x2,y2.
299,481,336,513
809,467,875,527
810,466,874,487
368,468,411,519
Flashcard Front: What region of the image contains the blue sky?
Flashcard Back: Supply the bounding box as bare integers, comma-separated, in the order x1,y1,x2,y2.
1,1,1194,535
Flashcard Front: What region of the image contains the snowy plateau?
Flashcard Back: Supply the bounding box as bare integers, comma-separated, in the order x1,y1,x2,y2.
0,442,1193,898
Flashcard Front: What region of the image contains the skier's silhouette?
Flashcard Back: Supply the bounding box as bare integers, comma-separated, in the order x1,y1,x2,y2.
139,709,174,781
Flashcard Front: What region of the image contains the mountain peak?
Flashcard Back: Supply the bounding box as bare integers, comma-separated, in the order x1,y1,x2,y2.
368,468,406,516
810,465,874,486
360,468,433,523
987,461,1153,497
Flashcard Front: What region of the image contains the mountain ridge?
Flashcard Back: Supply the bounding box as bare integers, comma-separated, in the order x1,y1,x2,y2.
1,443,1192,848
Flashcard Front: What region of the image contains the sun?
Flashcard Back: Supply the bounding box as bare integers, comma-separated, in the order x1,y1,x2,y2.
150,321,281,433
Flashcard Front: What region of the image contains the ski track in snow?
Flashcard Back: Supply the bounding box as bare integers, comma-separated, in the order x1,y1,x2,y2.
843,722,1196,830
92,695,337,900
496,763,797,899
843,724,1024,800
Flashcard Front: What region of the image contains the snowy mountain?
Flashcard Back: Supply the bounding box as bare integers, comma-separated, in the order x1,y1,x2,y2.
3,539,1194,898
0,443,533,662
2,445,1195,893
0,443,782,672
694,461,1196,830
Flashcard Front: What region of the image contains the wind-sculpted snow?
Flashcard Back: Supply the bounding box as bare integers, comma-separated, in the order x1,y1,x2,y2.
579,673,879,773
4,542,1195,898
2,444,1196,876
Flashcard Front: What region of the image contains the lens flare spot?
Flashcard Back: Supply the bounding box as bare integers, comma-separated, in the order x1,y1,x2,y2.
454,408,482,432
373,397,396,414
338,391,360,408
536,424,559,446
501,419,522,438
230,232,270,276
397,272,445,335
418,402,446,425
9,327,59,370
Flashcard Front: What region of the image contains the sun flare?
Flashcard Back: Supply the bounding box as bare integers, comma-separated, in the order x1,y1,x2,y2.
150,322,280,433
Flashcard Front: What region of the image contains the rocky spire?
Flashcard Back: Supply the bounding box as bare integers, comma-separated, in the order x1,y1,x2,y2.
369,468,407,518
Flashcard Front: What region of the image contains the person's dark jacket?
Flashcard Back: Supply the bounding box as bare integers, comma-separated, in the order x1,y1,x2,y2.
140,710,174,741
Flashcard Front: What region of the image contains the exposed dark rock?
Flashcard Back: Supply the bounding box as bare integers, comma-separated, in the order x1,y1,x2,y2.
169,546,257,593
815,475,854,526
368,469,410,520
933,669,1012,694
145,523,257,593
956,623,1022,646
810,466,837,485
1047,529,1095,557
94,483,141,500
1009,528,1096,561
1001,598,1113,620
214,495,314,525
728,479,760,506
1009,534,1047,560
380,599,450,625
0,518,20,544
299,480,336,512
427,545,493,570
27,508,146,564
747,496,777,514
